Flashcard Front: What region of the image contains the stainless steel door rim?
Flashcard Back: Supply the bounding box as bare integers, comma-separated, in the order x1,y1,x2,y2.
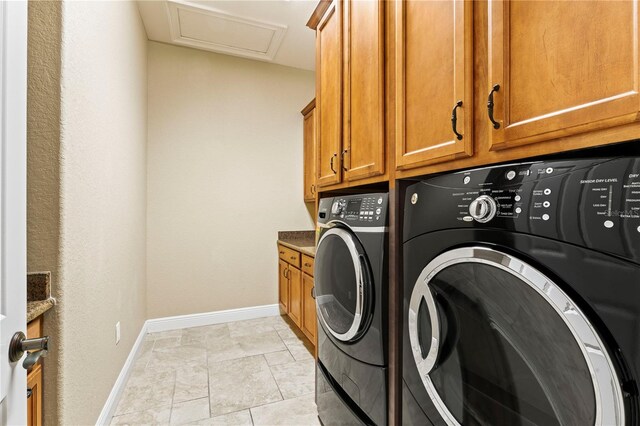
316,226,367,342
408,246,625,426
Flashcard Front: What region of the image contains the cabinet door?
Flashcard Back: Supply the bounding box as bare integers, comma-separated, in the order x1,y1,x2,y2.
395,0,473,170
343,0,385,181
288,266,302,327
303,101,316,202
278,260,289,313
27,364,42,426
488,0,640,150
316,0,343,187
302,273,317,343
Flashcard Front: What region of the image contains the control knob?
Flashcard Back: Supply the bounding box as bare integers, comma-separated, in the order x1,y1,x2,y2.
469,195,497,223
331,199,346,215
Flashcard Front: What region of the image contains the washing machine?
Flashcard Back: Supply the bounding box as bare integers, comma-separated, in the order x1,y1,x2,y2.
402,157,640,425
314,193,388,426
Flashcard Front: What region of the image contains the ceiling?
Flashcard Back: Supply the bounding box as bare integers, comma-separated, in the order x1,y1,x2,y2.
137,0,317,71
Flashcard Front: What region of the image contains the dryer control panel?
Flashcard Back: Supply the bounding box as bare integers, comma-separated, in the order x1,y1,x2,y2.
318,193,388,227
405,157,640,263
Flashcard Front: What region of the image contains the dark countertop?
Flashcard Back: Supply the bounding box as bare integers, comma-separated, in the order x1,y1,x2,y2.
278,230,316,257
27,272,55,322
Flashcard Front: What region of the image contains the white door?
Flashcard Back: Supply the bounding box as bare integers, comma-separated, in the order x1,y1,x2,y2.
0,1,28,425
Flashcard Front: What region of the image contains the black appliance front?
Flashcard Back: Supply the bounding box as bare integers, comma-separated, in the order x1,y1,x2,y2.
315,193,389,426
315,194,388,366
402,157,640,426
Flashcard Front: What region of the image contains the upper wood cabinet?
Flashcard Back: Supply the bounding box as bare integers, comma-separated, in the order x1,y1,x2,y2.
395,0,473,170
316,0,343,187
342,0,385,181
302,99,316,202
487,0,640,150
312,0,386,188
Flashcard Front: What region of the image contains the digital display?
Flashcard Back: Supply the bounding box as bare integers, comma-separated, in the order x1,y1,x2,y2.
346,199,362,214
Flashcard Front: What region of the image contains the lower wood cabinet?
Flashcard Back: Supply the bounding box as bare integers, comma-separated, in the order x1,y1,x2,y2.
301,272,316,343
288,266,302,327
27,364,42,426
278,244,317,346
26,315,44,426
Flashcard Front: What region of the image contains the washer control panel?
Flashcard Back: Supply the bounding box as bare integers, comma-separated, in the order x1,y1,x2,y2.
319,193,388,227
405,157,640,262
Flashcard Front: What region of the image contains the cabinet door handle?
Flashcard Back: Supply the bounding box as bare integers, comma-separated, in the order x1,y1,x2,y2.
330,153,337,174
27,388,33,399
341,149,348,171
487,84,501,129
311,184,315,195
451,100,463,140
311,287,316,299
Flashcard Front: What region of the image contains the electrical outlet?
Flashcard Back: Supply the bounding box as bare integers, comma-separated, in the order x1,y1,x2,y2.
115,321,121,345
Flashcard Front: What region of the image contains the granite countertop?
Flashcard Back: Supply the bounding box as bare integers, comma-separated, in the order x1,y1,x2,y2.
27,272,55,322
27,299,55,323
277,230,316,257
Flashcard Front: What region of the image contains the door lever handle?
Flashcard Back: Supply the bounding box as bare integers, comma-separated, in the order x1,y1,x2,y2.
9,331,49,369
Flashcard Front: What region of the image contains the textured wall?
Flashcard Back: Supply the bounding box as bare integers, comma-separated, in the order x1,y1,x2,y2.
27,1,148,424
147,42,315,319
26,2,62,424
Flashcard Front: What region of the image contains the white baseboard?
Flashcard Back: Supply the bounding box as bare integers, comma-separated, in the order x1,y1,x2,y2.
96,304,280,425
145,304,280,333
95,320,148,425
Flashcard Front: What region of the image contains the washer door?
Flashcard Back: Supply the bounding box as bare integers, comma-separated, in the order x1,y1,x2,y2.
408,246,625,426
315,226,371,342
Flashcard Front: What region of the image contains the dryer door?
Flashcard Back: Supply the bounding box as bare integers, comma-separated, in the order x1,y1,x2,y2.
408,246,625,426
315,226,372,342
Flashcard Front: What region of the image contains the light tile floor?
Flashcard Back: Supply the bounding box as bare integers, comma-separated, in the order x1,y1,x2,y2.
110,315,320,426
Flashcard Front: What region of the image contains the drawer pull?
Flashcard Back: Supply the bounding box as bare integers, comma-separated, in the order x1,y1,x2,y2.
304,263,312,267
290,256,296,260
279,251,285,255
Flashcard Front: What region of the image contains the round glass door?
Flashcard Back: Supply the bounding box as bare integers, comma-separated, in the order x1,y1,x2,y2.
315,227,370,342
408,246,624,426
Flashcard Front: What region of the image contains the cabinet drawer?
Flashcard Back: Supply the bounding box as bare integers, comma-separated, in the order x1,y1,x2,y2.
27,317,43,340
302,255,315,276
278,245,300,268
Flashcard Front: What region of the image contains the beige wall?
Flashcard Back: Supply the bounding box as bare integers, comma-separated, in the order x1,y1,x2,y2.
147,42,315,318
27,1,148,424
26,2,62,423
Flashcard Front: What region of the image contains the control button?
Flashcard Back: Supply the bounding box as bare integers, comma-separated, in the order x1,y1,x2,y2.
378,197,383,204
506,170,516,181
637,226,640,233
469,195,498,223
546,167,554,174
515,207,522,214
514,195,521,202
604,220,614,229
376,208,382,214
376,216,380,220
463,176,471,185
542,214,550,221
543,188,552,195
543,201,551,208
411,193,418,204
463,216,473,222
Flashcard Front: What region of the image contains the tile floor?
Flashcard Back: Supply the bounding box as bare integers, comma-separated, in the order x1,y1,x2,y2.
110,315,320,425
